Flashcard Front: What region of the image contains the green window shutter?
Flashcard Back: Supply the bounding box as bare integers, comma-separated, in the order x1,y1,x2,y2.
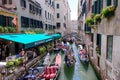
106,0,111,6
0,15,2,26
98,0,100,14
100,0,103,12
91,33,94,42
113,0,118,7
92,5,94,13
85,24,91,33
95,1,97,14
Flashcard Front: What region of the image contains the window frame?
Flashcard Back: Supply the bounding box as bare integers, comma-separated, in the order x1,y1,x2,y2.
56,22,61,29
57,13,60,18
9,0,12,4
57,4,59,9
106,0,111,6
106,35,113,62
20,0,26,8
2,0,7,5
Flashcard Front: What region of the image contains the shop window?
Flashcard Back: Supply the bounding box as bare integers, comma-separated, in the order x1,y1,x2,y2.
106,35,113,62
21,16,29,28
30,19,33,27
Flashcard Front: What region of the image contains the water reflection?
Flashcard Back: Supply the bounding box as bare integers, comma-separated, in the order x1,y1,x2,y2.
64,65,74,80
58,43,99,80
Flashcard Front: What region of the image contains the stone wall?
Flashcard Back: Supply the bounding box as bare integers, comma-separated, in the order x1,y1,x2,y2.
94,1,120,80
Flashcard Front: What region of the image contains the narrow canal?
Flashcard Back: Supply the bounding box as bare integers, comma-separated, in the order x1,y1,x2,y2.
57,43,99,80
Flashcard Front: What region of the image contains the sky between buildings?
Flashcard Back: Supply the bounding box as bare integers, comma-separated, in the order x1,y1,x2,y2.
68,0,78,20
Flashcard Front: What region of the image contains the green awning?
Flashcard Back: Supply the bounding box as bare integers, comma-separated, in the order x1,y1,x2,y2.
0,34,52,49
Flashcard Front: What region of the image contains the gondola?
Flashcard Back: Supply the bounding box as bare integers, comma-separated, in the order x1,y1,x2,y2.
78,45,89,64
16,53,51,80
42,53,61,80
17,53,61,80
64,48,76,66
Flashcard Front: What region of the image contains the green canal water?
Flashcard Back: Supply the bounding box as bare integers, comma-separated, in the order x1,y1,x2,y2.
57,43,99,80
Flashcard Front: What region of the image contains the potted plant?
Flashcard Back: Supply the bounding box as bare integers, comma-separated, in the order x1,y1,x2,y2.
4,27,9,33
94,14,101,24
0,26,4,33
13,59,20,66
85,17,94,26
6,61,14,68
17,57,24,65
101,6,116,18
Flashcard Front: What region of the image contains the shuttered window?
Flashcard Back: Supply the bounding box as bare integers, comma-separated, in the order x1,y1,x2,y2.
2,0,7,5
96,34,101,55
97,0,100,13
94,1,97,14
56,23,61,29
39,9,42,16
9,0,12,4
57,13,60,18
106,35,113,62
20,0,26,8
92,5,94,13
113,0,118,7
106,0,111,6
100,0,103,12
57,4,59,9
85,24,91,33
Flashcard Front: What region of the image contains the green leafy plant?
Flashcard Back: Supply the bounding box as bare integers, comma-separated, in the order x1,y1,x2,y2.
94,14,101,24
101,6,116,18
13,59,20,66
8,27,16,33
6,61,14,68
85,17,94,26
17,57,23,62
4,27,9,33
22,29,44,34
38,47,46,54
0,26,4,33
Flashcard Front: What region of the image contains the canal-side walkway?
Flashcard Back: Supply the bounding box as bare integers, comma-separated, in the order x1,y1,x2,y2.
58,43,99,80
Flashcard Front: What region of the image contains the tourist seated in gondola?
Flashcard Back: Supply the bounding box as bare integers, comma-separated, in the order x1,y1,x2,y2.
64,52,76,66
